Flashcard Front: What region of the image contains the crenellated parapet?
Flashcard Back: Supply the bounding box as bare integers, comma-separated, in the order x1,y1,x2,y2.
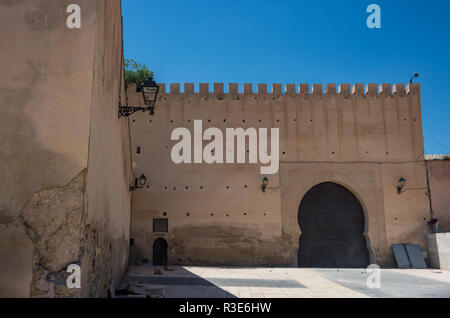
126,81,424,164
154,83,420,98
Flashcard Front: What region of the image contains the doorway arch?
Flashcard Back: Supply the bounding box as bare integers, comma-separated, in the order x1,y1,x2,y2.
298,182,369,268
152,238,168,266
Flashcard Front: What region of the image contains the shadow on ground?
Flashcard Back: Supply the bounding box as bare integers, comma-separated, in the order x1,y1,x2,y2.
123,265,237,298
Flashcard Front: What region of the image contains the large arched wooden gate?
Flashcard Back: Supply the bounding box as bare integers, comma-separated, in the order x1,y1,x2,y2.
298,182,369,268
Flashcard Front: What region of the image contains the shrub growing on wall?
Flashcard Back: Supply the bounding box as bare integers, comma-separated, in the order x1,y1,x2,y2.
124,58,154,88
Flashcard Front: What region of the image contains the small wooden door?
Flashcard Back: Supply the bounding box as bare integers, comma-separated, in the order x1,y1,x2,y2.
152,238,168,266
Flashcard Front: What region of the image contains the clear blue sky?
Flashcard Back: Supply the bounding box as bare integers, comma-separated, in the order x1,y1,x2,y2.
122,0,449,155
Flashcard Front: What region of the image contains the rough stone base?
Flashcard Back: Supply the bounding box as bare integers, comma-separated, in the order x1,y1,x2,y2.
135,225,298,266
21,170,113,297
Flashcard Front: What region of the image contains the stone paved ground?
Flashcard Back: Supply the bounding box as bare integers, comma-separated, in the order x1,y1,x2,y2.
122,265,450,298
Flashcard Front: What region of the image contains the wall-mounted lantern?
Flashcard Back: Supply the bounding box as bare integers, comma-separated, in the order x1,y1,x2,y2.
119,77,159,117
261,176,269,193
409,73,419,84
142,77,159,115
130,174,147,191
397,177,406,194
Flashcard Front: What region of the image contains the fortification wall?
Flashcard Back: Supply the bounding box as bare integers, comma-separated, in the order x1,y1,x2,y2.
129,82,430,267
82,0,132,296
82,0,133,297
427,159,450,232
0,0,131,297
0,0,97,297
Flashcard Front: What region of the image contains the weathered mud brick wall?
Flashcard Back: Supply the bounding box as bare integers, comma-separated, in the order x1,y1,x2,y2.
0,0,132,297
426,156,450,232
129,82,430,267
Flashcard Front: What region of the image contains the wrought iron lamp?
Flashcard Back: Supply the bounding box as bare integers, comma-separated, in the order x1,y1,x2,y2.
409,73,419,83
119,77,159,117
261,176,269,193
130,174,147,191
397,177,406,194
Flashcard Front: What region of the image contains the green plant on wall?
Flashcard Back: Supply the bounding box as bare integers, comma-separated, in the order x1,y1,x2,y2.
124,58,154,87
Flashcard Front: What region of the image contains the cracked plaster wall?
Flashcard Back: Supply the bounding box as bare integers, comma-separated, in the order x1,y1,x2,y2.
0,0,131,297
